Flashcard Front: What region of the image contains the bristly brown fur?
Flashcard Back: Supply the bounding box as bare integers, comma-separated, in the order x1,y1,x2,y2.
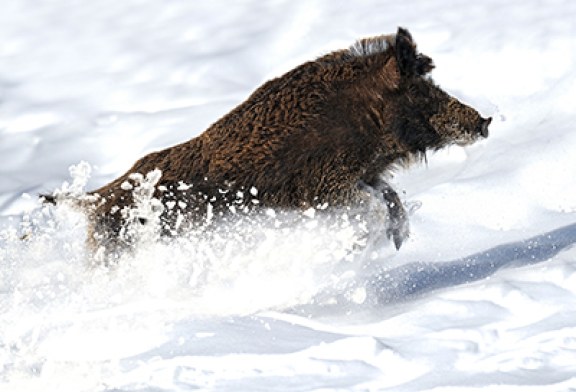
44,27,491,254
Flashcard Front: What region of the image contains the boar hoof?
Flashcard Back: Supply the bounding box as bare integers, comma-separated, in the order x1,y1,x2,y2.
383,199,409,250
385,213,409,250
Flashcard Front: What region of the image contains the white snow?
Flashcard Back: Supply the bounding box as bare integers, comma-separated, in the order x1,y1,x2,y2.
2,0,576,391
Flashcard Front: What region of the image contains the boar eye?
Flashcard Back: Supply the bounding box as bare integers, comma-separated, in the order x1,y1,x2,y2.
407,84,421,95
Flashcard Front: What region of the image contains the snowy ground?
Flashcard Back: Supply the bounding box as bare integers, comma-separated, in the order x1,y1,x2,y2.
1,0,576,391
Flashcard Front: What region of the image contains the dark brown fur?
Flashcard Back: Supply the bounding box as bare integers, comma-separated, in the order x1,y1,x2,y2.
46,28,491,254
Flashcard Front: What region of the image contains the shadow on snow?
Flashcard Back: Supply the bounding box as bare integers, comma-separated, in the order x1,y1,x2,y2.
367,222,576,304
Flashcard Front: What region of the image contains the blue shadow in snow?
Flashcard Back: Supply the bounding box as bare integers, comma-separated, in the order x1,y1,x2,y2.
368,222,576,304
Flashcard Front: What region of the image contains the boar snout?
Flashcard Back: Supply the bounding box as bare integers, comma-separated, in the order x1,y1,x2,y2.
478,116,492,138
429,96,491,147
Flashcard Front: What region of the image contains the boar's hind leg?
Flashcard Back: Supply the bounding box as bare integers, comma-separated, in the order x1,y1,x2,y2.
359,179,409,250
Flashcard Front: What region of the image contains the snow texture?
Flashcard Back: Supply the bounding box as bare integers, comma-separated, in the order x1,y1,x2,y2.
1,0,576,391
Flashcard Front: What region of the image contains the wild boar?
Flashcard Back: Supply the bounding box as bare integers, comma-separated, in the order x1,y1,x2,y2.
44,27,491,256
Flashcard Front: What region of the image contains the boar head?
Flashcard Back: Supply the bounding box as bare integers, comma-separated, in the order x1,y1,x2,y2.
389,28,491,152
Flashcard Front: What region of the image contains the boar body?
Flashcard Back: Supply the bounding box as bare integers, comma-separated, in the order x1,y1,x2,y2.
46,27,490,254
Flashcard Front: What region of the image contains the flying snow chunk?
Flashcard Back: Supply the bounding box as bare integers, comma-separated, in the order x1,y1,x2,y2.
120,181,133,191
177,181,191,191
302,207,316,219
128,173,143,182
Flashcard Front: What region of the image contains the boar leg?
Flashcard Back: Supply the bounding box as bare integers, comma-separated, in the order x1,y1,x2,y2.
359,179,409,250
380,181,409,250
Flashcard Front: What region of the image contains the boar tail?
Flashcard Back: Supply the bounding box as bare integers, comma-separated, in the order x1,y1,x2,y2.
40,193,57,205
39,192,98,211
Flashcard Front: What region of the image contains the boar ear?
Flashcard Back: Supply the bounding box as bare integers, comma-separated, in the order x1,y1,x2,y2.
395,27,435,76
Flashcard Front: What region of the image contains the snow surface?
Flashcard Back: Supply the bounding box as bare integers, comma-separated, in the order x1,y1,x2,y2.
1,0,576,391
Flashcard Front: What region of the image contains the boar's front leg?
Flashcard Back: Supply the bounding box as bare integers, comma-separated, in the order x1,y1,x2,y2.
358,179,409,250
380,181,409,250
